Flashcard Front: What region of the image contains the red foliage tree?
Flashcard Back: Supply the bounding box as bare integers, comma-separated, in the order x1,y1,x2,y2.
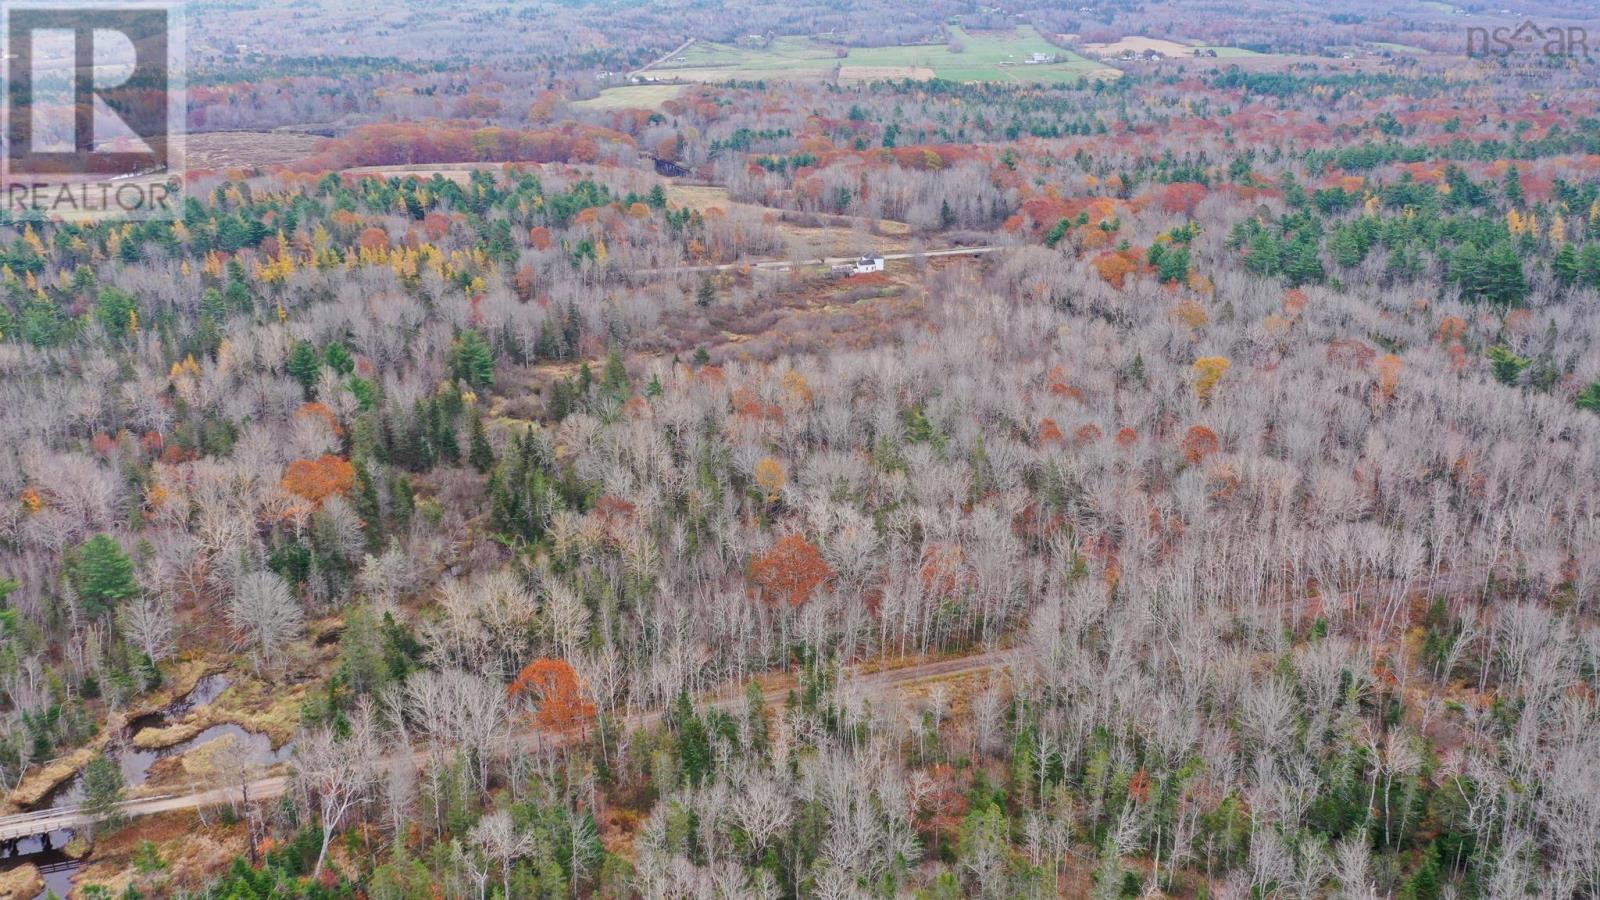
1161,182,1209,216
750,533,832,607
1181,426,1220,464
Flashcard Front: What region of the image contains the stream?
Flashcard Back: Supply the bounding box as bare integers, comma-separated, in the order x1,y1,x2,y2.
0,674,294,898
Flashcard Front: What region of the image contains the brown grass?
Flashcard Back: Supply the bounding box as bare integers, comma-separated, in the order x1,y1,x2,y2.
74,809,247,897
0,862,44,897
186,131,322,171
838,65,934,82
1081,36,1196,57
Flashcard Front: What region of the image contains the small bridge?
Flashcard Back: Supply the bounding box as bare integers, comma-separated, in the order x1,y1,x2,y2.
651,157,689,177
0,778,289,855
0,804,85,855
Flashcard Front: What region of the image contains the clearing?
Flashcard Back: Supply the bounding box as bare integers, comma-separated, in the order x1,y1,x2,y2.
186,131,323,171
1080,36,1199,58
572,84,685,110
634,26,1117,84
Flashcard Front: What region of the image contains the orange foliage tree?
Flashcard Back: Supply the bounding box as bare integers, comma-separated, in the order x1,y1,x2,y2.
358,227,390,254
1093,249,1141,288
509,658,595,734
282,455,355,504
1375,354,1403,404
750,533,832,607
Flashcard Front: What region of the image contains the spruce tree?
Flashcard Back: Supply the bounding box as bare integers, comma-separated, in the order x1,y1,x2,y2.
287,340,322,396
451,329,496,388
468,409,495,473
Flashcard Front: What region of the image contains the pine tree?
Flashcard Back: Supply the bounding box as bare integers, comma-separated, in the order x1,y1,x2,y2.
600,349,630,401
1044,218,1071,249
1483,240,1528,306
1503,163,1524,206
674,692,712,787
1577,381,1600,413
450,329,496,388
1581,244,1600,288
82,752,126,832
468,409,495,473
1487,345,1531,385
389,475,414,534
1284,237,1324,286
352,459,382,545
287,340,322,396
324,341,354,375
72,534,138,617
695,277,716,308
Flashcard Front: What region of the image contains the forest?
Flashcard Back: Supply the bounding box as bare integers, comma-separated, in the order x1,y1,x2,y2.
0,0,1599,898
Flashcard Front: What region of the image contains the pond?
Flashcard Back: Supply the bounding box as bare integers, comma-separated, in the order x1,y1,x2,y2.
33,673,293,810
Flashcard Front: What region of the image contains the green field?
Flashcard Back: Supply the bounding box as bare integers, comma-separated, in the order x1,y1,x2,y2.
1369,41,1428,54
572,84,684,110
1189,45,1263,58
638,26,1118,84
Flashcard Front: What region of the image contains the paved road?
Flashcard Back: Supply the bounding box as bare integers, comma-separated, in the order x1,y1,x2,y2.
0,649,1016,842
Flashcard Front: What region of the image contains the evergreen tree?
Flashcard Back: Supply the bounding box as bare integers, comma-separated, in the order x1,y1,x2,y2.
389,475,415,534
352,459,382,545
1284,237,1325,286
674,692,712,787
450,329,496,388
71,534,138,617
1154,245,1190,284
1487,345,1531,385
82,752,126,832
695,277,716,308
324,341,354,375
1482,240,1528,306
468,409,495,473
1576,381,1600,413
1579,244,1600,288
1553,243,1579,284
287,340,322,396
1244,228,1283,277
600,349,630,401
1503,163,1524,206
1044,218,1071,249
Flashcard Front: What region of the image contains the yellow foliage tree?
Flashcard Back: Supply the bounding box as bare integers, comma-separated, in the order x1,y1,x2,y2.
754,457,786,503
1192,356,1231,403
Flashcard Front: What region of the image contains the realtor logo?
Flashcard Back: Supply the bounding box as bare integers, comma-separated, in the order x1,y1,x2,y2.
2,3,183,219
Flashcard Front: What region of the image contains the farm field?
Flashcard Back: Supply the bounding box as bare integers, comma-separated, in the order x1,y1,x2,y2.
637,26,1118,83
571,83,685,109
1080,36,1201,57
185,130,323,170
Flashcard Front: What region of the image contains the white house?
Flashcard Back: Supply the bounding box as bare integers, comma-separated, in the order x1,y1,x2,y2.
853,255,885,274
